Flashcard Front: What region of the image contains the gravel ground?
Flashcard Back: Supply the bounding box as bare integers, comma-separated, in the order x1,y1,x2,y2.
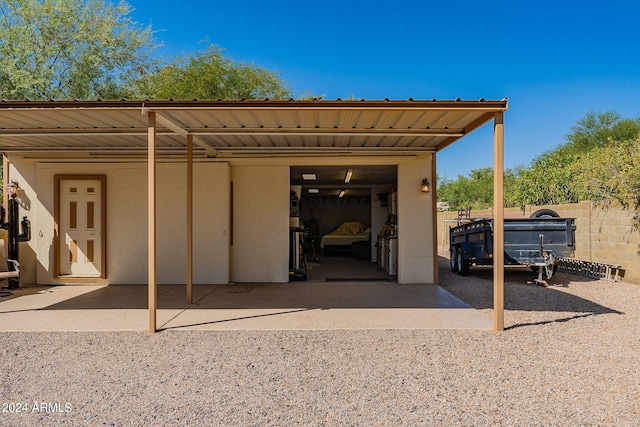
1,257,638,426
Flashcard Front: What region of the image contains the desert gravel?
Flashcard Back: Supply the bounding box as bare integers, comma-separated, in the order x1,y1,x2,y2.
0,258,638,426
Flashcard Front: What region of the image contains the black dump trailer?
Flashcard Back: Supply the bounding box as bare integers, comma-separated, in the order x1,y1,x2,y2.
449,209,576,284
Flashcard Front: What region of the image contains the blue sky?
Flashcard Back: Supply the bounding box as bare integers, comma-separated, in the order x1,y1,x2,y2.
128,0,640,178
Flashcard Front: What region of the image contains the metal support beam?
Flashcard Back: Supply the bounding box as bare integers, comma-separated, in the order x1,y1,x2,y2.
431,153,439,285
148,112,157,333
153,111,219,157
493,112,505,331
186,134,193,304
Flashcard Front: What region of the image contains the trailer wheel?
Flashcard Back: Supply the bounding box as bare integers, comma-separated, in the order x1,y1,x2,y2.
456,249,470,276
450,247,458,273
530,209,560,219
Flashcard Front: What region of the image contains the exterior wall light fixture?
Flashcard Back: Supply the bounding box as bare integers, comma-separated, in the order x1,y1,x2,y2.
7,180,19,198
421,178,430,193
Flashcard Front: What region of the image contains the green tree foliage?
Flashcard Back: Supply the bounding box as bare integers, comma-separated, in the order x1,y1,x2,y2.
504,153,584,206
574,137,640,228
438,167,498,210
0,0,156,100
297,90,325,100
506,110,640,207
136,45,292,100
439,111,640,222
560,111,640,156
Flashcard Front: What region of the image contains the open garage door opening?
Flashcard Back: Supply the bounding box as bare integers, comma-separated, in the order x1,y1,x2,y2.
290,165,398,283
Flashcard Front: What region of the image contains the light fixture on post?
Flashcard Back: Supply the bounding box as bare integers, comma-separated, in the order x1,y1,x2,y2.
421,178,430,193
7,180,19,199
344,169,353,184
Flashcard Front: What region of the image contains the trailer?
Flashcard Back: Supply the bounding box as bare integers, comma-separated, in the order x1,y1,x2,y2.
449,209,576,285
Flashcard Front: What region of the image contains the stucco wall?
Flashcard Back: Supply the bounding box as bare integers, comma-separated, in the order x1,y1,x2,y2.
230,164,289,283
437,201,640,284
12,160,230,285
9,154,439,286
397,155,435,284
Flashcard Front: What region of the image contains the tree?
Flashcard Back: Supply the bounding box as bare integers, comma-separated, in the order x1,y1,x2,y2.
574,137,640,229
439,112,640,217
504,153,584,207
558,111,640,156
136,45,292,100
438,167,498,210
0,0,156,100
504,111,640,208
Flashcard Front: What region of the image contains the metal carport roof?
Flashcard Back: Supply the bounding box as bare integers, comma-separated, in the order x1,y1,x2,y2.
0,98,506,156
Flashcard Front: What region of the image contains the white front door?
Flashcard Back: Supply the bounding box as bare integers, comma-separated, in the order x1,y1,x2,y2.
59,179,103,277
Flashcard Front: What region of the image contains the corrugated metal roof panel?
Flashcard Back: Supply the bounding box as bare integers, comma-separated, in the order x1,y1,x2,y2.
0,99,507,155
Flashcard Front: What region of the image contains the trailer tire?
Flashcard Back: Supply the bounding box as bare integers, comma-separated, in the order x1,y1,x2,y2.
530,209,560,219
450,247,458,273
456,249,470,276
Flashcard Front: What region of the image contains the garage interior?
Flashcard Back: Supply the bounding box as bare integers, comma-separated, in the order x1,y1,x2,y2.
290,164,398,282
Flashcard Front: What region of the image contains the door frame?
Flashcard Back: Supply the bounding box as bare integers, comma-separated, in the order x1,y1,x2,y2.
54,175,107,279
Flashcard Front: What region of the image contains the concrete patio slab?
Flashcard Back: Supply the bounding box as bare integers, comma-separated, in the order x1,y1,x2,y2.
0,282,492,331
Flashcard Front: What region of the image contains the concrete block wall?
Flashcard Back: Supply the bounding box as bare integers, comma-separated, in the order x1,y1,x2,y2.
437,201,640,284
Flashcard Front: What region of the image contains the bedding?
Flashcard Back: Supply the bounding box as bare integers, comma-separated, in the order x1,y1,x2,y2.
320,221,371,249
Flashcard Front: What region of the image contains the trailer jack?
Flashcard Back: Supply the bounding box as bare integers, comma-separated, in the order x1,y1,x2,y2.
534,252,556,286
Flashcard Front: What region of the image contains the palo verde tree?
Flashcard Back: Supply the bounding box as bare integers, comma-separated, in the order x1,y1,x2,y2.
135,45,292,100
0,0,156,100
559,111,640,156
506,111,640,207
573,137,640,229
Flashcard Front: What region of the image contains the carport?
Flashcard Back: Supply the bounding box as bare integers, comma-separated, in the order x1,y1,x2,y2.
0,98,508,331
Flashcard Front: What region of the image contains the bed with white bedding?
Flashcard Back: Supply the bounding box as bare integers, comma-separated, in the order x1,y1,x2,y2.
320,221,371,254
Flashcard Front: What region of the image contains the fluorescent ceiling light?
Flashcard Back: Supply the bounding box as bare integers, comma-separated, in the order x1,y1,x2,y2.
308,188,319,193
302,173,316,181
338,189,346,198
344,169,353,183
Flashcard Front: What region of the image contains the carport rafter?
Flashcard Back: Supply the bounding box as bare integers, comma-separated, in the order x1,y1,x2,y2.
149,109,219,157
